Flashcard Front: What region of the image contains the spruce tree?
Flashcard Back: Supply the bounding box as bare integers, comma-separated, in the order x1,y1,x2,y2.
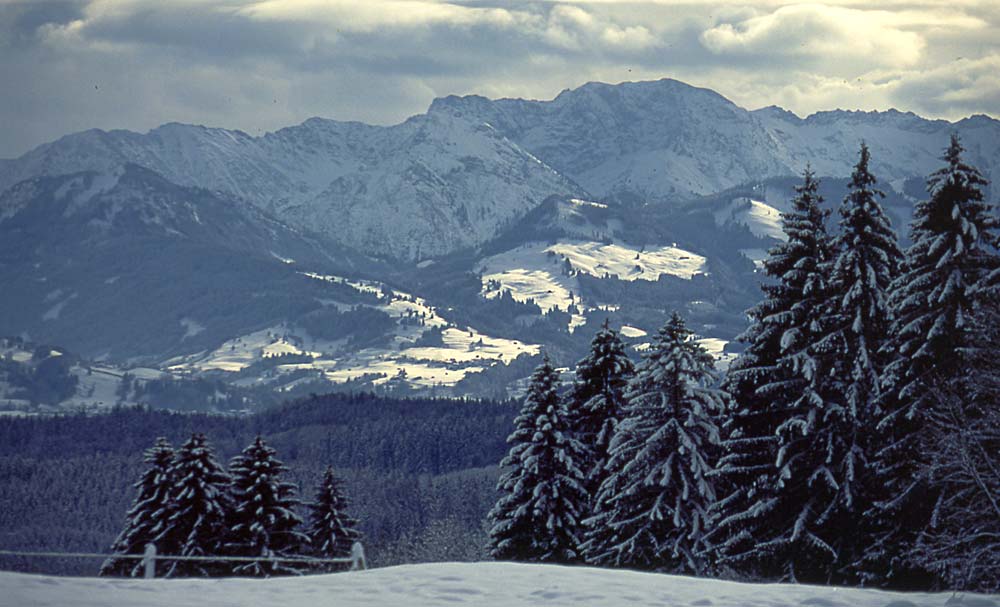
305,466,361,572
567,320,635,501
488,355,588,563
226,436,308,577
100,438,175,577
812,143,903,580
824,142,903,422
714,168,836,580
583,313,724,574
867,134,1000,587
159,433,231,577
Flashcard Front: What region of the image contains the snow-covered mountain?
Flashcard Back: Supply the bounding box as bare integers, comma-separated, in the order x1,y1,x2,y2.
0,113,580,260
3,78,997,262
433,79,1000,203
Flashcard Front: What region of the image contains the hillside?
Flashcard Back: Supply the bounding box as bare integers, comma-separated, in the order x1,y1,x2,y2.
3,562,995,607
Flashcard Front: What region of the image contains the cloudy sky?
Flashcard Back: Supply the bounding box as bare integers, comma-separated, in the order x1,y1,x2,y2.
1,0,998,158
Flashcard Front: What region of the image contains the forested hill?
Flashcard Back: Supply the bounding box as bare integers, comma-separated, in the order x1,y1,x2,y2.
0,394,516,574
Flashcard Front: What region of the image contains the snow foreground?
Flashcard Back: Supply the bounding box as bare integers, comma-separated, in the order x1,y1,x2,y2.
3,562,996,607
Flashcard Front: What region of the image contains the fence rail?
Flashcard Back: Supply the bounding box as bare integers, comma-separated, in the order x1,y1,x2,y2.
0,541,367,579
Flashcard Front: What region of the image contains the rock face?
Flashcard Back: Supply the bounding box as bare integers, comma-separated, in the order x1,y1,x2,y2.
2,78,999,261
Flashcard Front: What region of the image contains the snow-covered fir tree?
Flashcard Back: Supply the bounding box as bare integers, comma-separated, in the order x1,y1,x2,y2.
566,319,635,502
100,438,175,577
823,142,903,424
867,134,1000,587
719,168,832,487
305,466,361,572
714,169,838,581
809,143,903,580
226,436,308,577
159,433,232,577
488,355,588,563
582,313,724,575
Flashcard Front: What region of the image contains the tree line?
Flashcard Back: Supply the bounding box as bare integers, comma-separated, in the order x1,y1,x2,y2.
488,135,1000,592
101,433,360,577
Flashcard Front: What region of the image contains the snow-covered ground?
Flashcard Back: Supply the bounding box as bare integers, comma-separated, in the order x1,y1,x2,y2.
3,562,994,607
169,273,539,390
479,239,707,330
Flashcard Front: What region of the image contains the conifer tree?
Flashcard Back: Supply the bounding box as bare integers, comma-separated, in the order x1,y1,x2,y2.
719,146,901,584
488,355,588,563
808,143,903,580
305,466,361,572
583,313,724,574
226,436,308,577
714,169,836,580
868,134,1000,587
824,142,903,421
159,433,231,577
567,320,635,500
100,438,175,577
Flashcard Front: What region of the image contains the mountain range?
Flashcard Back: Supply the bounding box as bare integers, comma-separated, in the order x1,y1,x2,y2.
1,78,997,407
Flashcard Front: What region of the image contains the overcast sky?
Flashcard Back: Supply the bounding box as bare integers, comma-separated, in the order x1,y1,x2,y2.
1,0,998,158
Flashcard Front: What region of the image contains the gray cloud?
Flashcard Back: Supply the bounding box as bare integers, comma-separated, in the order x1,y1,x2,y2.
1,0,998,158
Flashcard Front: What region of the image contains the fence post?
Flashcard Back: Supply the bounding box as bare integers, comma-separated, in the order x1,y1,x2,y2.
143,544,156,580
349,542,366,571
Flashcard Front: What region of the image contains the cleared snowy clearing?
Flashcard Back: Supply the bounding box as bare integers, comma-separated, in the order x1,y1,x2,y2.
715,198,786,242
3,562,994,607
479,239,707,330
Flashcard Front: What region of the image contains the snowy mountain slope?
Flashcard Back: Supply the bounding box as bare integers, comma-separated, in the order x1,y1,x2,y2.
430,79,788,203
713,197,786,242
3,562,995,607
432,79,1000,204
0,113,579,261
0,165,380,361
293,111,580,260
4,79,997,262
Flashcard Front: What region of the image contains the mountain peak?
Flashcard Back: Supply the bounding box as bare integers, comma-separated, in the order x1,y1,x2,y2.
752,105,802,122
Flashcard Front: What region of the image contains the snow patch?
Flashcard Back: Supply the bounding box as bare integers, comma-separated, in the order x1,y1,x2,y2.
620,325,647,338
569,198,608,209
42,293,76,321
180,318,205,340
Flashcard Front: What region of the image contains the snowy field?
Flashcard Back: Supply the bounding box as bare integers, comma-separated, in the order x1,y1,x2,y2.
3,562,995,607
168,272,540,389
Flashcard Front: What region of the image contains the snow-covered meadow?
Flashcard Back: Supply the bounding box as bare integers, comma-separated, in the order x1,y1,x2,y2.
167,272,540,390
479,239,707,331
3,562,995,607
